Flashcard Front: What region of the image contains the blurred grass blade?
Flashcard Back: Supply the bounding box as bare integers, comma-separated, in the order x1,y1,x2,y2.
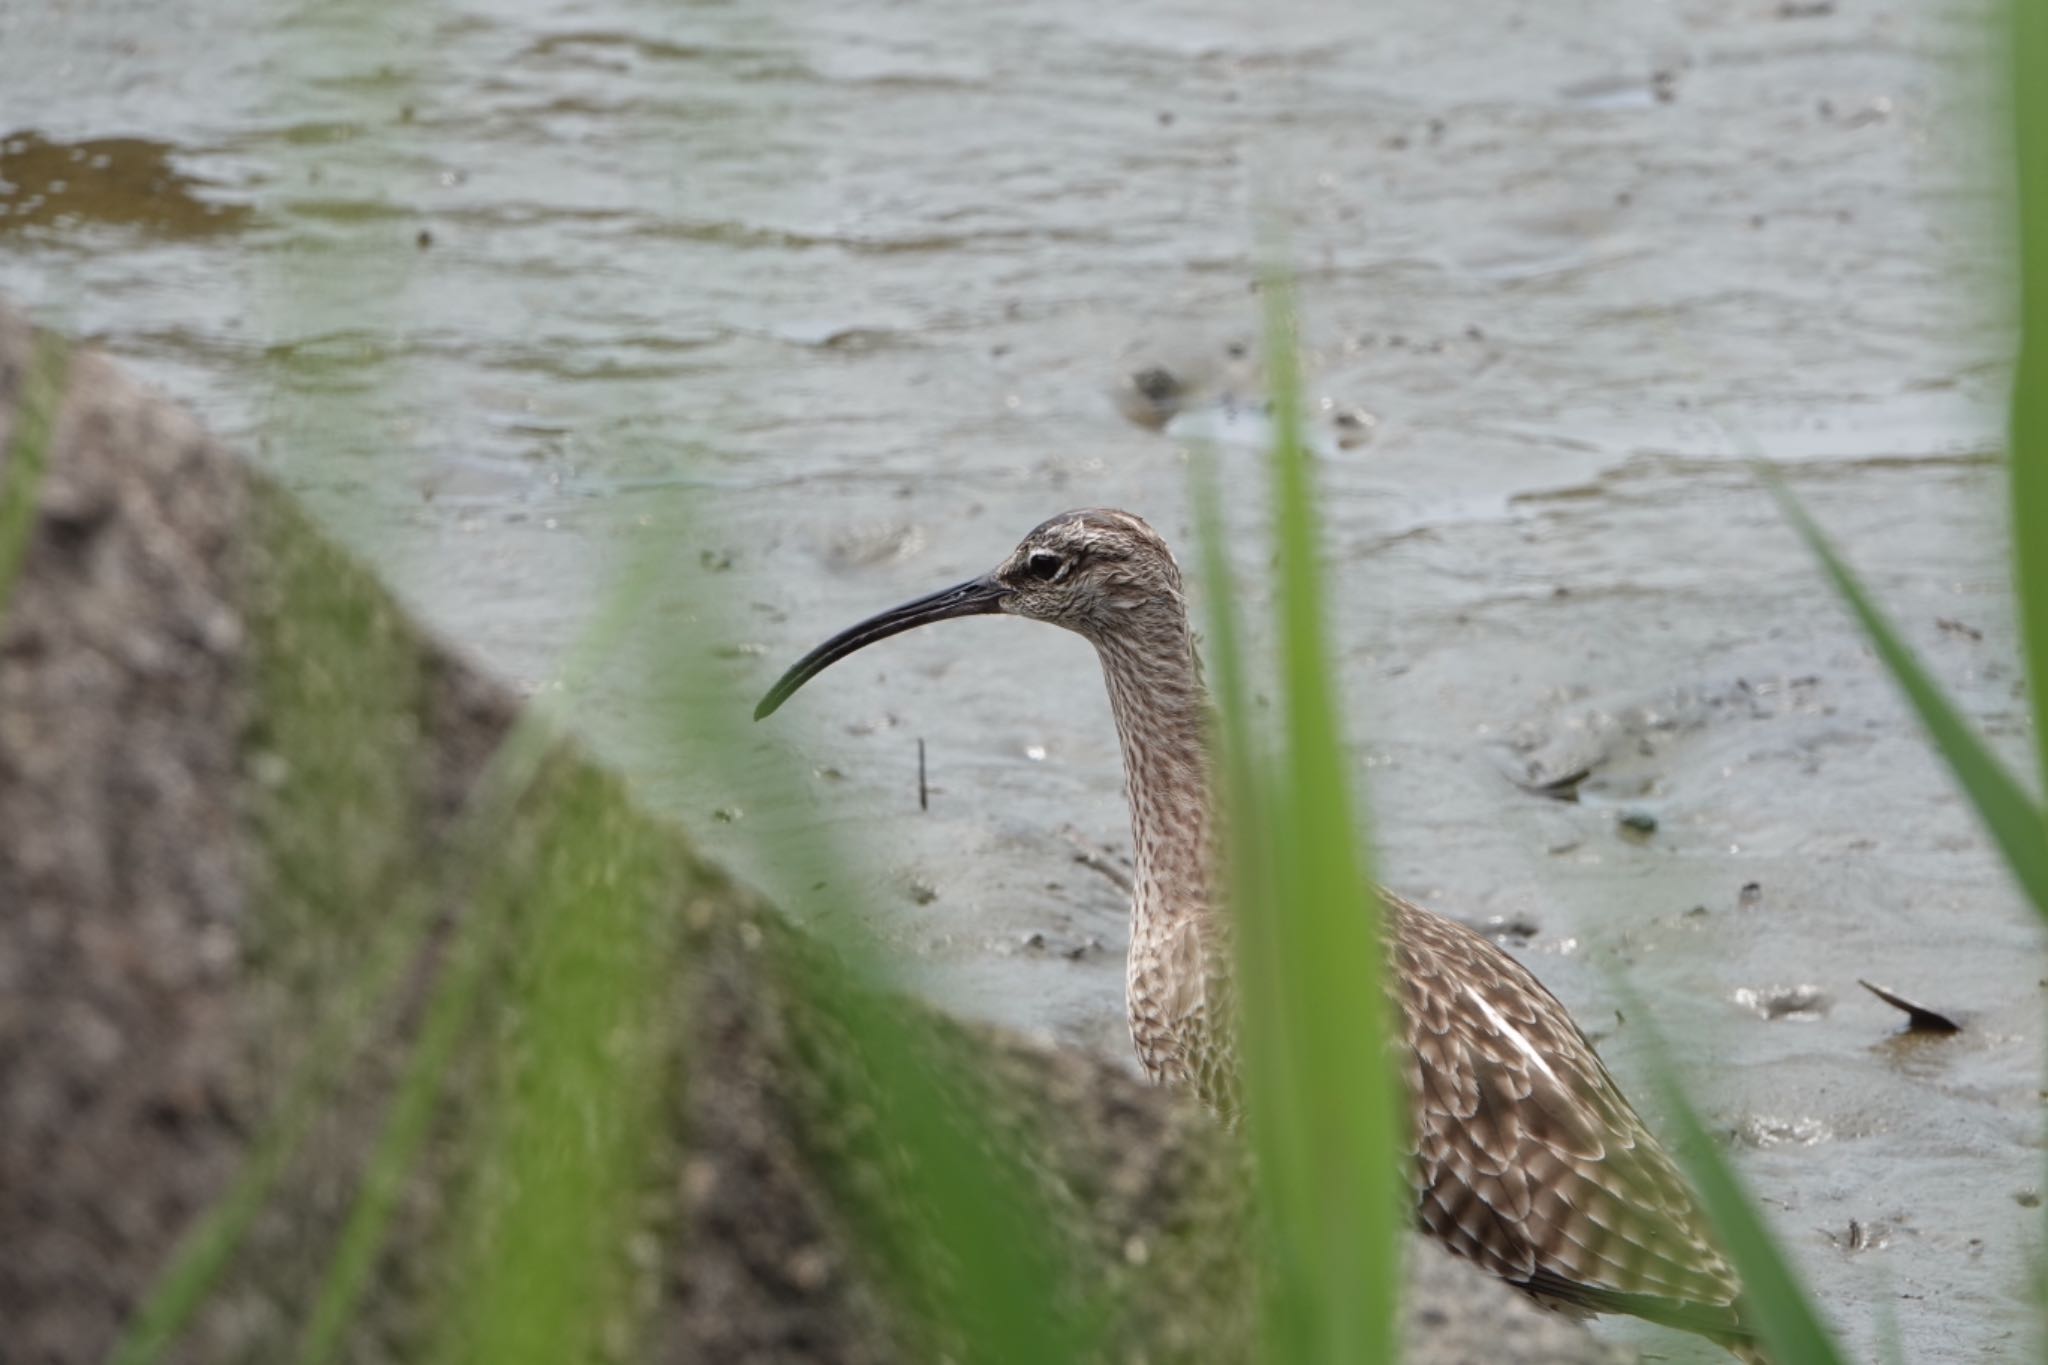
291,552,675,1365
2010,0,2048,791
110,908,422,1365
1262,264,1404,1362
0,333,68,619
2005,3,2048,1351
1614,980,1848,1364
637,517,1094,1365
428,544,692,1365
1198,259,1402,1362
290,890,498,1365
1871,1267,1908,1365
777,941,1098,1363
432,761,687,1365
1190,443,1298,1343
111,1078,324,1365
114,525,669,1365
1762,470,2048,919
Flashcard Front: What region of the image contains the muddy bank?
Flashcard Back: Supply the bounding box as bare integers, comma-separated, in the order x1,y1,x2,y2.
0,303,1626,1363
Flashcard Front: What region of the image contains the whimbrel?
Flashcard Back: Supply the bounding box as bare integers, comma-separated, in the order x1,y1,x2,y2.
756,508,1762,1358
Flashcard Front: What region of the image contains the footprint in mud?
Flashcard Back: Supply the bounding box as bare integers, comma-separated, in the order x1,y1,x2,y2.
1110,336,1375,451
820,521,927,572
1488,675,1834,808
1732,983,1831,1021
1733,1113,1833,1148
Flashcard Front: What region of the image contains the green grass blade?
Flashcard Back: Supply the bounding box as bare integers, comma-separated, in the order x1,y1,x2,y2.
1263,266,1403,1364
110,1068,327,1365
1614,980,1849,1364
1194,438,1309,1352
423,554,686,1365
0,333,69,620
2010,0,2048,792
1199,260,1402,1363
110,507,434,1361
2005,5,2048,1355
431,764,687,1365
1763,470,2048,919
113,520,667,1365
288,551,673,1365
785,945,1098,1363
1871,1267,1909,1365
289,880,503,1365
109,893,430,1365
640,525,1094,1365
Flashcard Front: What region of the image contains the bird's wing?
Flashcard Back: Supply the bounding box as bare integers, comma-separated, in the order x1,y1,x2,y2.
1522,1270,1758,1347
1387,894,1747,1322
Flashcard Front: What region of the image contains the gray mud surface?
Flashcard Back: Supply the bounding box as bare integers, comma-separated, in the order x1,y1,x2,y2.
1,0,2035,1357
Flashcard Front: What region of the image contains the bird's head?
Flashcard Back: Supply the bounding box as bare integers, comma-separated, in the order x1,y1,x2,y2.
754,507,1185,719
993,508,1185,635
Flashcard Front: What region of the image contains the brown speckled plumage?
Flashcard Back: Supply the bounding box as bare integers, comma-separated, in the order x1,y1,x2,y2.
757,508,1762,1359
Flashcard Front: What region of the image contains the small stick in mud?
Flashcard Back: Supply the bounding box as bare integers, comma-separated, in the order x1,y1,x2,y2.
918,737,928,811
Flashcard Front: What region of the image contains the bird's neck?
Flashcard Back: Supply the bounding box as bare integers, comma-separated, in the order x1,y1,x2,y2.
1091,612,1214,942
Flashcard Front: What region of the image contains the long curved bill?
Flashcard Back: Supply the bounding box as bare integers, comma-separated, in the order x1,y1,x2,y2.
753,575,1009,720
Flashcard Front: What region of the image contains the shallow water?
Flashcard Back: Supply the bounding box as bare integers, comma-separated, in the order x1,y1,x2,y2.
1,0,2035,1357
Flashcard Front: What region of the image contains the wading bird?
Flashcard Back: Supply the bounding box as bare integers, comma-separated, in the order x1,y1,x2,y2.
756,508,1762,1359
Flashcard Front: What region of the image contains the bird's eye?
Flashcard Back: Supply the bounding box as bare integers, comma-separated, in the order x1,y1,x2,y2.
1025,550,1065,582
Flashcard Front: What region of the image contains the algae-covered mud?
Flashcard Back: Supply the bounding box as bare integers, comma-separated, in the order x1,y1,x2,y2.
0,0,2028,1357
